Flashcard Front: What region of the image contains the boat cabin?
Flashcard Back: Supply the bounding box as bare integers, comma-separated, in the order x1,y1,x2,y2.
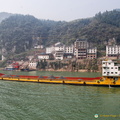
102,60,120,76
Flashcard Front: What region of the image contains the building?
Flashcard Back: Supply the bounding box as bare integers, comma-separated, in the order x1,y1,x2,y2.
64,53,74,59
46,40,97,60
46,42,66,60
34,45,44,49
28,61,37,70
102,60,120,76
65,45,74,54
87,47,97,59
74,39,97,59
54,42,65,60
106,45,120,59
38,54,49,60
46,46,55,54
74,39,88,59
38,54,53,60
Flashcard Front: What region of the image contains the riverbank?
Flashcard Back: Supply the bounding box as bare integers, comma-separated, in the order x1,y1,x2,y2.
38,69,92,72
37,59,102,72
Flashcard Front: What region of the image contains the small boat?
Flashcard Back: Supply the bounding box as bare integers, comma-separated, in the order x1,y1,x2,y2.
20,68,30,72
20,68,36,72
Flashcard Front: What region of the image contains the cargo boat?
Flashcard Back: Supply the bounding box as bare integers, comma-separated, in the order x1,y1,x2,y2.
0,60,120,86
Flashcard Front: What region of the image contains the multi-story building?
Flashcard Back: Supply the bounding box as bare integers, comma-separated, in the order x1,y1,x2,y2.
87,47,97,59
106,45,120,59
46,42,66,60
46,40,97,60
74,39,97,59
65,45,74,54
54,42,65,60
46,46,55,54
74,39,88,59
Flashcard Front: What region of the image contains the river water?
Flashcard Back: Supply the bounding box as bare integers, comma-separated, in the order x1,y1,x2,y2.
0,71,120,120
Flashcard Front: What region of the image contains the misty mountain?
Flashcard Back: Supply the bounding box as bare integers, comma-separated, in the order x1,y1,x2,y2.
0,12,13,23
114,9,120,12
0,10,120,56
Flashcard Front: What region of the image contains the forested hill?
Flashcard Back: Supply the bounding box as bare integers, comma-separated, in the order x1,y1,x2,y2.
0,12,13,23
0,10,120,55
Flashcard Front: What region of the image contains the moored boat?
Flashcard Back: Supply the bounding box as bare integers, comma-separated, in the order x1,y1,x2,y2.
0,60,120,86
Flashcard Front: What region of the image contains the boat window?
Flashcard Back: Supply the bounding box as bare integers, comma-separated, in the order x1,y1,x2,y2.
118,67,120,70
108,77,113,78
114,77,118,81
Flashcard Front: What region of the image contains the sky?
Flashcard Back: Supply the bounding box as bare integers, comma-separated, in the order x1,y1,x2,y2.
0,0,120,21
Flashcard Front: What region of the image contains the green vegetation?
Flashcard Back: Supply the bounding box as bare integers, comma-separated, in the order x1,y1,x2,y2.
0,10,120,57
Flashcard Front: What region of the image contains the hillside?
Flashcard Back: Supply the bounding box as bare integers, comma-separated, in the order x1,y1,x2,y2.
0,10,120,56
0,12,13,23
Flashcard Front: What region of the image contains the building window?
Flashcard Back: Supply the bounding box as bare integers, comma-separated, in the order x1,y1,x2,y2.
111,72,113,74
111,67,113,69
104,72,106,74
115,72,117,74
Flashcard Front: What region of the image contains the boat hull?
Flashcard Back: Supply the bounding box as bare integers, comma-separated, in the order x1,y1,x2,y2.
0,74,120,86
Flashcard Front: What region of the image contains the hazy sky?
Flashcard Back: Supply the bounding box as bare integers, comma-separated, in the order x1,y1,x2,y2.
0,0,120,21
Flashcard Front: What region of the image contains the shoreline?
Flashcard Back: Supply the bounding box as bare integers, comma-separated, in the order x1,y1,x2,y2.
0,68,100,73
38,69,100,73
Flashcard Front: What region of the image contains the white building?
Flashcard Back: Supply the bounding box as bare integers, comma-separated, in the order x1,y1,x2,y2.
54,43,65,51
28,61,37,70
46,42,66,60
38,54,50,60
65,45,74,54
54,42,65,60
46,46,55,54
34,45,44,49
102,60,120,76
106,45,120,58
